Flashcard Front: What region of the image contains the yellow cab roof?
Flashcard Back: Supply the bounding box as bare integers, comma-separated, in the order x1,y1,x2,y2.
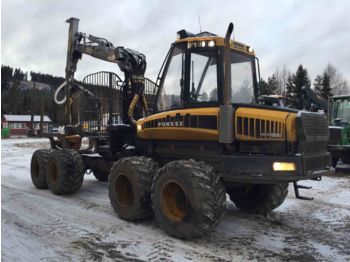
175,35,255,56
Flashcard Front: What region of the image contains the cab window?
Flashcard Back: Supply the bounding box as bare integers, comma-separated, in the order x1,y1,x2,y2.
189,52,218,103
157,46,218,112
230,52,254,103
158,47,185,111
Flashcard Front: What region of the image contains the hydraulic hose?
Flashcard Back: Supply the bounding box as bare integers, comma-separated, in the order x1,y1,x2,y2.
128,74,148,126
54,81,67,105
128,94,140,126
141,93,148,113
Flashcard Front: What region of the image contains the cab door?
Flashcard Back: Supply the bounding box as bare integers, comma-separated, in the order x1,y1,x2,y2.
137,43,221,141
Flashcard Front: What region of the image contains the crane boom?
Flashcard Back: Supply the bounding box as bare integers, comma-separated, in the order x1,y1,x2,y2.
61,17,147,126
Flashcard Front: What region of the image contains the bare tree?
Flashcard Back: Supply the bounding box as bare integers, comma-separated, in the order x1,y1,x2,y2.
272,65,291,96
325,63,349,95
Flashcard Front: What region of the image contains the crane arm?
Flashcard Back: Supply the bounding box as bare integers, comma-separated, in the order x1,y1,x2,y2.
59,17,147,126
74,33,146,75
301,86,328,112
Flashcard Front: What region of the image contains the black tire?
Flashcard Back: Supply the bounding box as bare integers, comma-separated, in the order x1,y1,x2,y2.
46,149,85,195
108,157,158,221
341,153,350,164
152,160,226,240
332,157,339,168
30,149,55,189
92,169,109,181
227,183,288,215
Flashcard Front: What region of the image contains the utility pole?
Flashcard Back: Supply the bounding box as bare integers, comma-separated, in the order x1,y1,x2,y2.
40,97,44,137
30,81,35,137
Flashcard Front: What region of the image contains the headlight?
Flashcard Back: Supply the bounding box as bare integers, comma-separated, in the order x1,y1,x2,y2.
137,124,142,131
248,46,254,53
187,40,216,49
208,40,215,47
273,162,296,171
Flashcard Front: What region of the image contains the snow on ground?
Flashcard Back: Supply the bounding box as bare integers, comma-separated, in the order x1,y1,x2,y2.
1,138,350,261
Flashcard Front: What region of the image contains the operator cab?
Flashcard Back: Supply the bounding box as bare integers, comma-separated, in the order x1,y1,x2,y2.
259,95,286,107
155,30,259,113
329,95,350,126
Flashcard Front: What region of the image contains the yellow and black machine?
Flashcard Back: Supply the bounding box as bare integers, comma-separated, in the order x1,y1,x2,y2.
30,18,334,239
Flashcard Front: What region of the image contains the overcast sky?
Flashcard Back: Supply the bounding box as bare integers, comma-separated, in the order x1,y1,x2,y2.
2,0,350,84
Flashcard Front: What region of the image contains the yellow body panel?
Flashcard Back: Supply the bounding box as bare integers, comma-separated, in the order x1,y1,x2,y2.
235,108,297,142
137,107,298,142
137,108,219,141
285,113,297,141
138,127,218,141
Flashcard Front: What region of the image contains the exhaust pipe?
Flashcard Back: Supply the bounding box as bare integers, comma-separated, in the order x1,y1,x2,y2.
223,23,233,105
219,23,234,144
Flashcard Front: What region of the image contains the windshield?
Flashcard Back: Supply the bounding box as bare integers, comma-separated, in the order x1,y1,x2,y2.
189,51,218,103
230,52,254,103
331,99,350,125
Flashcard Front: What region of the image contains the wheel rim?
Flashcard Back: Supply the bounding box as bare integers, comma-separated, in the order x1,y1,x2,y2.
161,181,189,222
48,161,58,183
115,174,134,207
31,157,40,178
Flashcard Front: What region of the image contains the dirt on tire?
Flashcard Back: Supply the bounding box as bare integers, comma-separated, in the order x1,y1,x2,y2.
108,156,158,221
227,183,289,215
30,149,55,189
46,149,85,195
152,159,226,240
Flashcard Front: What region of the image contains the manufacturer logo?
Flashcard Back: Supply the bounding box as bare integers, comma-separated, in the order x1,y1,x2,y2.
157,121,184,127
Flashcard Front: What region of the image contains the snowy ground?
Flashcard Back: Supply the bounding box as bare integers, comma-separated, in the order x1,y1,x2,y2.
1,138,350,262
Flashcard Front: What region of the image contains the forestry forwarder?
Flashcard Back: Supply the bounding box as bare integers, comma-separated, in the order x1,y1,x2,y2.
328,95,350,167
30,18,334,239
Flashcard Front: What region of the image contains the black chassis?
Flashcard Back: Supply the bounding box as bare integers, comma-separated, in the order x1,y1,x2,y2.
136,139,334,185
220,152,334,184
327,144,350,159
45,131,334,185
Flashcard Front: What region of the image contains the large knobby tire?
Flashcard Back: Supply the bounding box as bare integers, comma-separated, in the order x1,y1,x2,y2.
332,157,339,168
341,152,350,164
46,149,85,195
30,149,55,189
108,157,159,221
152,160,226,240
227,183,289,215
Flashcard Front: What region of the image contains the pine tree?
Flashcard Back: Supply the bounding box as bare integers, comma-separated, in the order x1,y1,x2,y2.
285,74,295,107
267,74,279,94
321,72,332,99
314,75,323,94
259,78,271,95
314,71,333,100
1,65,13,89
293,65,311,109
13,68,26,80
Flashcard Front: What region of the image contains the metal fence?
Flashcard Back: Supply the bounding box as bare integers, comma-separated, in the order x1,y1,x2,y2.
79,71,158,134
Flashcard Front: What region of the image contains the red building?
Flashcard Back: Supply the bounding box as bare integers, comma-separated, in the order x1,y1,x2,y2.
2,114,52,136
